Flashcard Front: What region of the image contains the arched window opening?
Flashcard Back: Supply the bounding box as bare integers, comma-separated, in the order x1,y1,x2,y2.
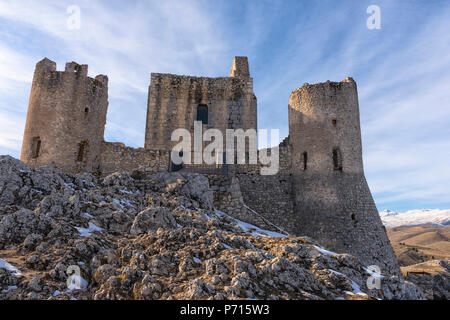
31,137,41,159
332,119,337,126
196,105,208,125
333,147,343,171
302,152,308,171
84,107,89,119
77,140,89,162
351,213,356,221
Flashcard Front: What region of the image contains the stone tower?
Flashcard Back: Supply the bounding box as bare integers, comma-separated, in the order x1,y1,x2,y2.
144,56,257,156
288,78,400,275
20,58,108,173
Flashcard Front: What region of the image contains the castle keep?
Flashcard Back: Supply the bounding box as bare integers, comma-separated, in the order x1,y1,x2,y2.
145,56,257,154
20,57,400,275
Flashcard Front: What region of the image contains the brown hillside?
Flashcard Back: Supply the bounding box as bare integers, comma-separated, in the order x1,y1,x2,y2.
387,226,450,266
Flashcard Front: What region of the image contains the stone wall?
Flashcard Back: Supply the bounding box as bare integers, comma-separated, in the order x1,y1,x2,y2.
144,57,257,154
100,142,169,176
20,58,108,174
236,174,295,233
207,174,288,233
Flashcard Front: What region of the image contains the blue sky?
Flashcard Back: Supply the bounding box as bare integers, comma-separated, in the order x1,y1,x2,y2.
0,0,449,212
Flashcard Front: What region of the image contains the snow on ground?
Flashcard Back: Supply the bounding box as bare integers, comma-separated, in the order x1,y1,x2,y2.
222,243,232,250
193,257,202,264
313,245,337,256
75,222,104,237
329,269,367,297
364,266,384,279
380,209,450,228
0,258,22,276
1,285,17,293
83,212,94,219
214,209,287,238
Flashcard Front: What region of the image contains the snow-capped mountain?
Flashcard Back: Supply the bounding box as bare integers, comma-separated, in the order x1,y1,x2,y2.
379,209,450,228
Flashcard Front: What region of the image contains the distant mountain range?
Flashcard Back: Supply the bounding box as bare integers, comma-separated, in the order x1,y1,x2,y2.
380,209,450,228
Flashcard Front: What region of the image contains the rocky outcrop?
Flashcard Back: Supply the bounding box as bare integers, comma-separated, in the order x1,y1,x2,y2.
402,259,450,300
0,155,426,300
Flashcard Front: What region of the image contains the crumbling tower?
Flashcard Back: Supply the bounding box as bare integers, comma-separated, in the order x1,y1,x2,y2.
20,58,108,173
144,56,257,156
288,78,400,274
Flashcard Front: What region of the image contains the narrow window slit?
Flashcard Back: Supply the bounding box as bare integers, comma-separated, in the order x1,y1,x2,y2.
333,147,343,171
31,137,41,159
302,152,308,171
196,105,208,124
77,140,89,162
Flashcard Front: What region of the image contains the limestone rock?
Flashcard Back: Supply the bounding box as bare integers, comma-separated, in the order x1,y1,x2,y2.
130,207,177,235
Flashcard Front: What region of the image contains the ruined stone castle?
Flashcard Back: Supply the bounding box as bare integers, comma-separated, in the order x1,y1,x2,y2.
20,57,400,275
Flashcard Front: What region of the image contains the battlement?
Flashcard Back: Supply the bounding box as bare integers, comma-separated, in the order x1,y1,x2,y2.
150,72,230,80
292,77,356,96
65,61,88,77
33,58,108,88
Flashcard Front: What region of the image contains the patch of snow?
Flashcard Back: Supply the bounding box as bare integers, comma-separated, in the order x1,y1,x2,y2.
112,198,134,208
64,182,76,189
329,269,368,297
329,269,344,276
1,285,17,293
314,245,337,256
203,212,213,220
77,261,85,266
0,258,22,276
112,198,124,209
350,280,368,297
214,209,287,238
99,201,107,205
83,212,94,219
380,209,450,228
53,290,61,297
121,199,135,208
193,257,202,264
243,204,290,235
177,223,183,229
222,243,232,250
364,266,384,279
75,222,103,237
119,189,133,195
180,205,192,212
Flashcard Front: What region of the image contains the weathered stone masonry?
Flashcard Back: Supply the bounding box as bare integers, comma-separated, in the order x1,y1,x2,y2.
19,56,400,275
145,56,257,157
21,58,108,173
